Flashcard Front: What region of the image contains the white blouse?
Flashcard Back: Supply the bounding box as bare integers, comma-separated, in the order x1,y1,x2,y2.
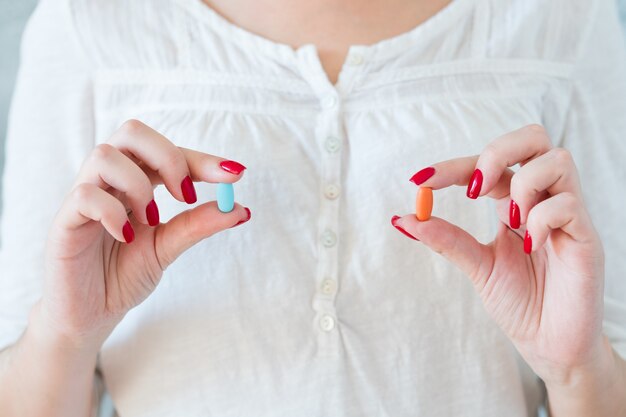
1,0,626,416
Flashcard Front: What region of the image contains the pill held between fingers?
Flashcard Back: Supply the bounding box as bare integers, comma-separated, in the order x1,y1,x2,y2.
415,187,433,221
217,183,235,213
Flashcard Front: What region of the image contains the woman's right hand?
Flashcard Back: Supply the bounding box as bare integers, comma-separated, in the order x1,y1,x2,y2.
36,119,250,349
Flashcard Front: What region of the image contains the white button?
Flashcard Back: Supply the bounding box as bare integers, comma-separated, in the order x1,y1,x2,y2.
324,184,340,200
347,53,364,66
321,230,337,248
322,95,338,109
321,279,337,295
325,136,341,154
319,315,336,332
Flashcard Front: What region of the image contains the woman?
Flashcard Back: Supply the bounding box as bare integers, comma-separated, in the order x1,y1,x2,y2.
0,0,625,415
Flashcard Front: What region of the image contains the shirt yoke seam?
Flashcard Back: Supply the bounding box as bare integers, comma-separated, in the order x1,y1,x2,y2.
92,58,574,94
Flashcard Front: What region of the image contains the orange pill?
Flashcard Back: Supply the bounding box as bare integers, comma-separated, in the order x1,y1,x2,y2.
415,187,433,221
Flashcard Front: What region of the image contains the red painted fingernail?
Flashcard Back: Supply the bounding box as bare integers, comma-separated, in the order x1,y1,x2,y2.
232,207,252,228
123,220,135,243
409,167,435,186
220,160,247,175
146,199,160,226
524,230,532,254
181,175,197,204
509,200,520,229
391,215,418,241
466,169,483,199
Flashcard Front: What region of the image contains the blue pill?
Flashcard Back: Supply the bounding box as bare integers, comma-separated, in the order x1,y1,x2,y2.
217,183,235,213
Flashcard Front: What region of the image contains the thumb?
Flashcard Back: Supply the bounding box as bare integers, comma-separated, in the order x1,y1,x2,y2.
155,202,250,270
394,215,493,287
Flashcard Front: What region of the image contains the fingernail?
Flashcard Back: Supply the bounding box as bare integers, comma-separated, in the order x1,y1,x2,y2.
409,167,435,186
220,160,247,175
391,215,418,241
232,207,252,228
146,199,160,226
509,200,520,229
466,169,483,199
181,175,197,204
123,220,135,243
524,230,532,254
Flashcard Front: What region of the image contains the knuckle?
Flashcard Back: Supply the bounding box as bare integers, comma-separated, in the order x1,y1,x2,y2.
525,123,547,136
141,177,155,197
118,119,146,136
128,183,152,206
72,183,95,204
163,148,186,169
91,143,116,161
524,124,551,150
481,144,499,163
125,170,153,197
551,147,573,165
560,192,579,212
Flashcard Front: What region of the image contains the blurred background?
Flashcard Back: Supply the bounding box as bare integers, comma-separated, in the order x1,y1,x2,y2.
0,0,38,219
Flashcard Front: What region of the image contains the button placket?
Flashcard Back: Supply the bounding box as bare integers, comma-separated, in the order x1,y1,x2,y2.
315,128,341,304
312,90,342,342
295,46,346,347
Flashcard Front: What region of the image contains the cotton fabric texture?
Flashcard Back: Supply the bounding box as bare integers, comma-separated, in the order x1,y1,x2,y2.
1,0,626,416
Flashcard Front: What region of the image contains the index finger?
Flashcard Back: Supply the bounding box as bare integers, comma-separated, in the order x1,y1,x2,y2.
410,155,514,200
109,120,247,203
140,147,248,191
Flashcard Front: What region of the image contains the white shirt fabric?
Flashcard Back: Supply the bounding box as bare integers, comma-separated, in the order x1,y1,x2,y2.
2,0,626,416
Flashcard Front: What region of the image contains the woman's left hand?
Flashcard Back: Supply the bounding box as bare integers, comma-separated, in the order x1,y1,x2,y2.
393,124,611,386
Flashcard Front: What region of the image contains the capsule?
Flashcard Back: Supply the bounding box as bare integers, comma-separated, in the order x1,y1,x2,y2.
415,187,433,221
217,183,235,213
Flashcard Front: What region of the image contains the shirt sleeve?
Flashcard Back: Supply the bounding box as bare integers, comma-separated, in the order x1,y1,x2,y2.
559,0,626,360
0,0,95,351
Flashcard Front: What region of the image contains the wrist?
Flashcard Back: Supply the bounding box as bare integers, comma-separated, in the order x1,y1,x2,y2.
540,335,614,390
0,302,109,416
28,302,112,358
543,336,626,417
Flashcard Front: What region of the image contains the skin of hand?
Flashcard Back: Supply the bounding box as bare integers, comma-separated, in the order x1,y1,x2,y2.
40,119,251,347
394,124,626,416
0,119,251,417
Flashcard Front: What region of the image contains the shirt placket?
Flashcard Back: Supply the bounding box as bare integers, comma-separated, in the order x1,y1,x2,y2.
296,45,368,355
295,46,345,354
312,92,342,352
